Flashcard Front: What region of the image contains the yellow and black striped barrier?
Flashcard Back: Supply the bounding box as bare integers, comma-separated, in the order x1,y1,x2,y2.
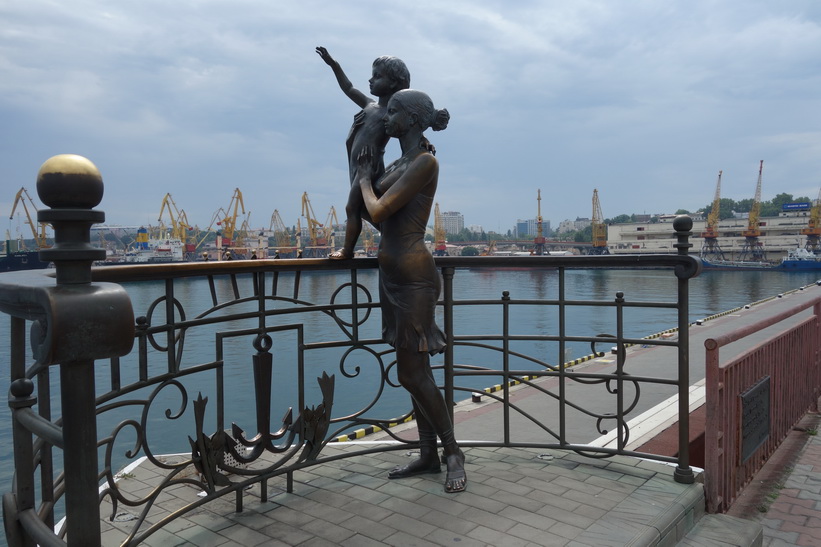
331,415,415,443
330,285,816,443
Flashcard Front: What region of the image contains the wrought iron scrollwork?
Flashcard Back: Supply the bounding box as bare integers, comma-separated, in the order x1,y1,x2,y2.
294,372,335,461
189,395,232,490
328,281,374,338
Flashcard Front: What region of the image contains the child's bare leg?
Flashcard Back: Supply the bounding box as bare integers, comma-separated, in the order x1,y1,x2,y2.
330,185,364,259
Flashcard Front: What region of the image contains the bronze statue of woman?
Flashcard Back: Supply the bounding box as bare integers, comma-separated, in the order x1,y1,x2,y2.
356,89,466,493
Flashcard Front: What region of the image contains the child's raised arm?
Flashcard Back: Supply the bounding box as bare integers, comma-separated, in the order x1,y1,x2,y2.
316,46,371,109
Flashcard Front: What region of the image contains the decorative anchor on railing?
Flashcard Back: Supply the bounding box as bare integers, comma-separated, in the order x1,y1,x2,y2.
189,333,336,491
231,334,297,458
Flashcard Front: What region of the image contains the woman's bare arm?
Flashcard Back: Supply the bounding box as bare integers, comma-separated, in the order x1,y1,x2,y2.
358,149,437,224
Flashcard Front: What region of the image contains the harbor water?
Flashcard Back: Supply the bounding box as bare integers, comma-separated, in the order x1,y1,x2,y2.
1,266,820,527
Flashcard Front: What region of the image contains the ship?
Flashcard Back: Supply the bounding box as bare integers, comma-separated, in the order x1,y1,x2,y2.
4,188,52,272
1,246,50,272
775,247,821,270
701,247,821,271
102,227,186,264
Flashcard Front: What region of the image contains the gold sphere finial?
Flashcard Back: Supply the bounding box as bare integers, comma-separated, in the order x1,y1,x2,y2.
37,154,103,209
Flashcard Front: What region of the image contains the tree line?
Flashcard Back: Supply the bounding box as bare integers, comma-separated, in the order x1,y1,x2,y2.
606,192,813,225
424,192,817,248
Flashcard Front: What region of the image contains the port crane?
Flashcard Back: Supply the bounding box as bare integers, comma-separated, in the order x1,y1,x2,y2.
296,218,304,256
480,240,496,256
801,187,821,253
433,203,448,256
200,207,228,251
738,161,765,262
533,189,546,255
361,227,376,256
590,189,609,254
158,193,196,256
216,188,246,248
301,192,322,250
9,187,50,249
699,171,726,260
300,193,337,257
234,213,254,257
269,210,297,257
325,206,339,251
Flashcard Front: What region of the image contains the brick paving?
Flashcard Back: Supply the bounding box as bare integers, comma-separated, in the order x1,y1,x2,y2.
99,444,709,546
89,411,821,546
757,421,821,547
727,411,821,547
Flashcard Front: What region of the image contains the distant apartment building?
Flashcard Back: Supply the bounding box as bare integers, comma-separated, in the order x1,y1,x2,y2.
516,219,535,237
466,224,484,234
441,211,464,234
516,218,551,237
557,217,591,234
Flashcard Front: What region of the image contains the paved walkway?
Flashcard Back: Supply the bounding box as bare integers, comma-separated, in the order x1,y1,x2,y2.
98,411,821,547
727,411,821,546
102,443,708,546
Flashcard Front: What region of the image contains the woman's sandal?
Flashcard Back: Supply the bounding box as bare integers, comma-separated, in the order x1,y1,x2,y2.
388,460,441,479
440,449,465,464
443,452,467,493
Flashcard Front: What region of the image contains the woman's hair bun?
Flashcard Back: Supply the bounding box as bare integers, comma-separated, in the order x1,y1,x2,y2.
432,108,450,132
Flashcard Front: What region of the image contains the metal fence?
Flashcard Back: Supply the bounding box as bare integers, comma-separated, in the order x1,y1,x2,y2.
2,157,700,546
704,293,821,513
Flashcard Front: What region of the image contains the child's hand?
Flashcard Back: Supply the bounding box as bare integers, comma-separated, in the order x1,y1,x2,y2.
357,147,375,178
316,46,334,66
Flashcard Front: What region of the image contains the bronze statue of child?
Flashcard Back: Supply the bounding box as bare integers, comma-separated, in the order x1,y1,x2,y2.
316,46,410,259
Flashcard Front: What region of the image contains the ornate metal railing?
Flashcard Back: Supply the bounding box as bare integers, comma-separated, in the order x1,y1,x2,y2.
1,155,701,546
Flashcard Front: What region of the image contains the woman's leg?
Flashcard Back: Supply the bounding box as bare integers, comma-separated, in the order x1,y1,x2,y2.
395,348,466,492
387,398,440,478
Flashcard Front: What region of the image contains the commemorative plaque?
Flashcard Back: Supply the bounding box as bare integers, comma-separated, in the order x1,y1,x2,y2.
740,376,770,463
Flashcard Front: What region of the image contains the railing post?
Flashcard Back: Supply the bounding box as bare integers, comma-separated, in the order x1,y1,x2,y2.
615,291,625,452
7,373,36,547
441,266,455,416
672,215,695,484
502,290,511,445
704,337,722,512
35,155,133,546
814,298,821,413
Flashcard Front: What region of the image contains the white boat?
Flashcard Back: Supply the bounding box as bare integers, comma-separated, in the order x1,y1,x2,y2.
104,228,187,264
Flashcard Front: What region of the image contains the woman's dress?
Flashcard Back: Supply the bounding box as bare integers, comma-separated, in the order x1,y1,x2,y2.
375,159,446,355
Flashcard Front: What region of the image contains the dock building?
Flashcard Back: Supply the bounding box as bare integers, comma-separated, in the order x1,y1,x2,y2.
607,209,814,258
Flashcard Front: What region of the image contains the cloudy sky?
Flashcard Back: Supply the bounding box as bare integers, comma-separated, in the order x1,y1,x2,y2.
3,0,821,237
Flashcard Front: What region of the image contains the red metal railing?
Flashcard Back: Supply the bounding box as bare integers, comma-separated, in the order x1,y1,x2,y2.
705,293,821,512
